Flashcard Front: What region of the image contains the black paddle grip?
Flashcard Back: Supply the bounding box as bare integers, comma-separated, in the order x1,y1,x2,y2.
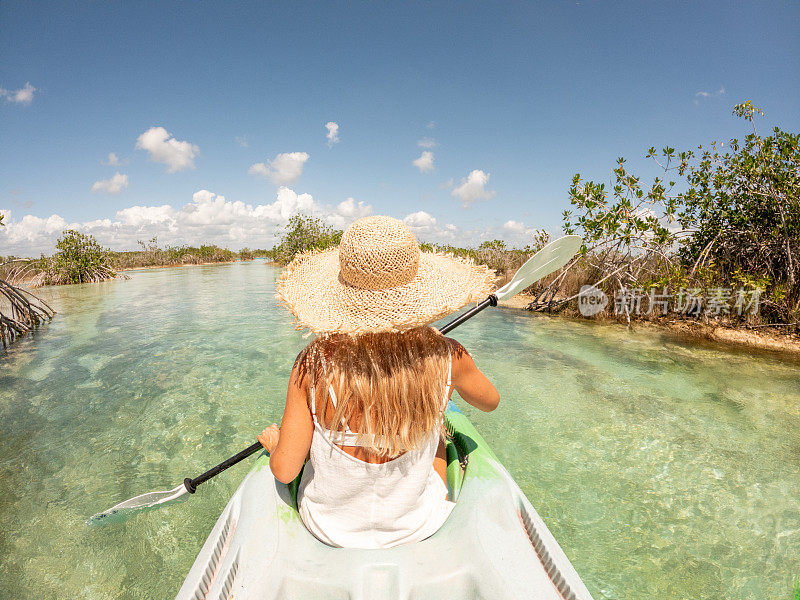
184,441,265,493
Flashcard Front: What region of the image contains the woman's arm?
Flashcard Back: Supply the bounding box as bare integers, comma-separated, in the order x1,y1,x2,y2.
448,340,500,412
257,365,314,484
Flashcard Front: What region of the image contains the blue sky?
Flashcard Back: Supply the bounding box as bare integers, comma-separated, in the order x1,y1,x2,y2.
2,1,799,255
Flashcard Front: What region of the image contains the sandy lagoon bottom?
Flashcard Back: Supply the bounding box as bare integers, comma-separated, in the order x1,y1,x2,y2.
1,261,798,599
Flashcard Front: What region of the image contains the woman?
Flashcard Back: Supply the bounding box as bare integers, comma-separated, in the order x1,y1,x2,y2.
258,215,500,549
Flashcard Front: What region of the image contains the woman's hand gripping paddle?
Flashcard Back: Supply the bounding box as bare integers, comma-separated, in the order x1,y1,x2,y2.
89,234,582,525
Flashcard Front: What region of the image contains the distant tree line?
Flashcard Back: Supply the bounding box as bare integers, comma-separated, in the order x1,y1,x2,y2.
3,100,795,335
1,233,274,287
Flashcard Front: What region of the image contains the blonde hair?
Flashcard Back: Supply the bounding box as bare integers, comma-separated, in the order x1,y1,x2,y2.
296,327,463,458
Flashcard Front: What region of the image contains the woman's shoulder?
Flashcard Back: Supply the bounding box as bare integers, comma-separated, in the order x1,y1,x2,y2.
440,337,471,376
442,335,470,358
290,343,316,389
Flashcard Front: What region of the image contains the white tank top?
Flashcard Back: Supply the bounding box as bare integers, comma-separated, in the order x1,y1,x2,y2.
297,356,455,549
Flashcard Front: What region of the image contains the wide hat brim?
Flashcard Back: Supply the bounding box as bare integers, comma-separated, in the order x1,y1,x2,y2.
277,248,496,334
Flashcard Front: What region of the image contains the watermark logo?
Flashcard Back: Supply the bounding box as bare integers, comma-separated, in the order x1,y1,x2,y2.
578,285,608,316
577,286,762,317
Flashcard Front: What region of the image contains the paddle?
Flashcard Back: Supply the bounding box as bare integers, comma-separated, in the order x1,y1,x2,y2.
88,442,266,524
439,234,583,333
89,234,582,524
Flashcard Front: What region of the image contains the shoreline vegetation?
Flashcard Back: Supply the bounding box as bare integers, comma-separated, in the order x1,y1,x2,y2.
0,234,273,285
1,101,797,356
499,293,800,357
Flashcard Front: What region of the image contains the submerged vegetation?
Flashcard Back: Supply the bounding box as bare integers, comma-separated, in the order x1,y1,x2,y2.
0,215,55,349
0,279,54,349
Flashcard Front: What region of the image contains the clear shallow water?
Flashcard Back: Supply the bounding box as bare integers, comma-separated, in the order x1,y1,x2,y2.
1,261,798,599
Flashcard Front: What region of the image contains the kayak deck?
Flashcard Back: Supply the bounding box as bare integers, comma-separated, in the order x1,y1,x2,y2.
175,402,594,600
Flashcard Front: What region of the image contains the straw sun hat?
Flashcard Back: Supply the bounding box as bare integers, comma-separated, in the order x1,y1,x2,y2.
277,216,496,334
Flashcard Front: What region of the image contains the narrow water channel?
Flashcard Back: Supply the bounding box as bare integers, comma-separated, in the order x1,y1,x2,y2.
1,261,798,599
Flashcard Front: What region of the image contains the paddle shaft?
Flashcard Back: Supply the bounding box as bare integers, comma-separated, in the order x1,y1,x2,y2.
184,441,264,493
183,293,500,492
439,294,497,334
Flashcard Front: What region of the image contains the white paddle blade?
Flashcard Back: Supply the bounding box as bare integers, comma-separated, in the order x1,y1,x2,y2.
494,235,583,301
87,483,189,525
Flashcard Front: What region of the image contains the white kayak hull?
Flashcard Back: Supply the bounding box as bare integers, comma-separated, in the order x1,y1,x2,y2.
175,403,594,600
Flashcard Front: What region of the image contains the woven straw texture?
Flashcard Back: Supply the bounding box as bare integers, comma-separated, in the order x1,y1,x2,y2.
277,216,496,334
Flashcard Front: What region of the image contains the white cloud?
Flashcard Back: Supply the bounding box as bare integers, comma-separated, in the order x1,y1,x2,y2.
117,204,177,227
0,187,373,256
0,211,72,250
402,211,465,243
417,137,437,149
82,218,114,229
499,220,557,248
249,151,310,186
426,121,435,129
335,198,371,219
501,219,535,240
1,195,550,257
451,169,496,207
325,122,340,147
235,135,249,148
502,220,527,234
413,151,435,173
0,82,36,105
136,126,199,173
102,152,122,166
253,187,316,221
694,86,726,104
326,198,373,228
91,172,129,195
403,210,437,231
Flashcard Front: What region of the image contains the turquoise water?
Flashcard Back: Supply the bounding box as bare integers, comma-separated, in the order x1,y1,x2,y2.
1,261,798,599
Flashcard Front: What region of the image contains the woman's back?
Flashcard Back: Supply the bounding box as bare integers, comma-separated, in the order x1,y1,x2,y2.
297,345,454,548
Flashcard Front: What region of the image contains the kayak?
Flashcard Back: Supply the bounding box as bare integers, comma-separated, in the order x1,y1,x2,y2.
175,401,594,600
